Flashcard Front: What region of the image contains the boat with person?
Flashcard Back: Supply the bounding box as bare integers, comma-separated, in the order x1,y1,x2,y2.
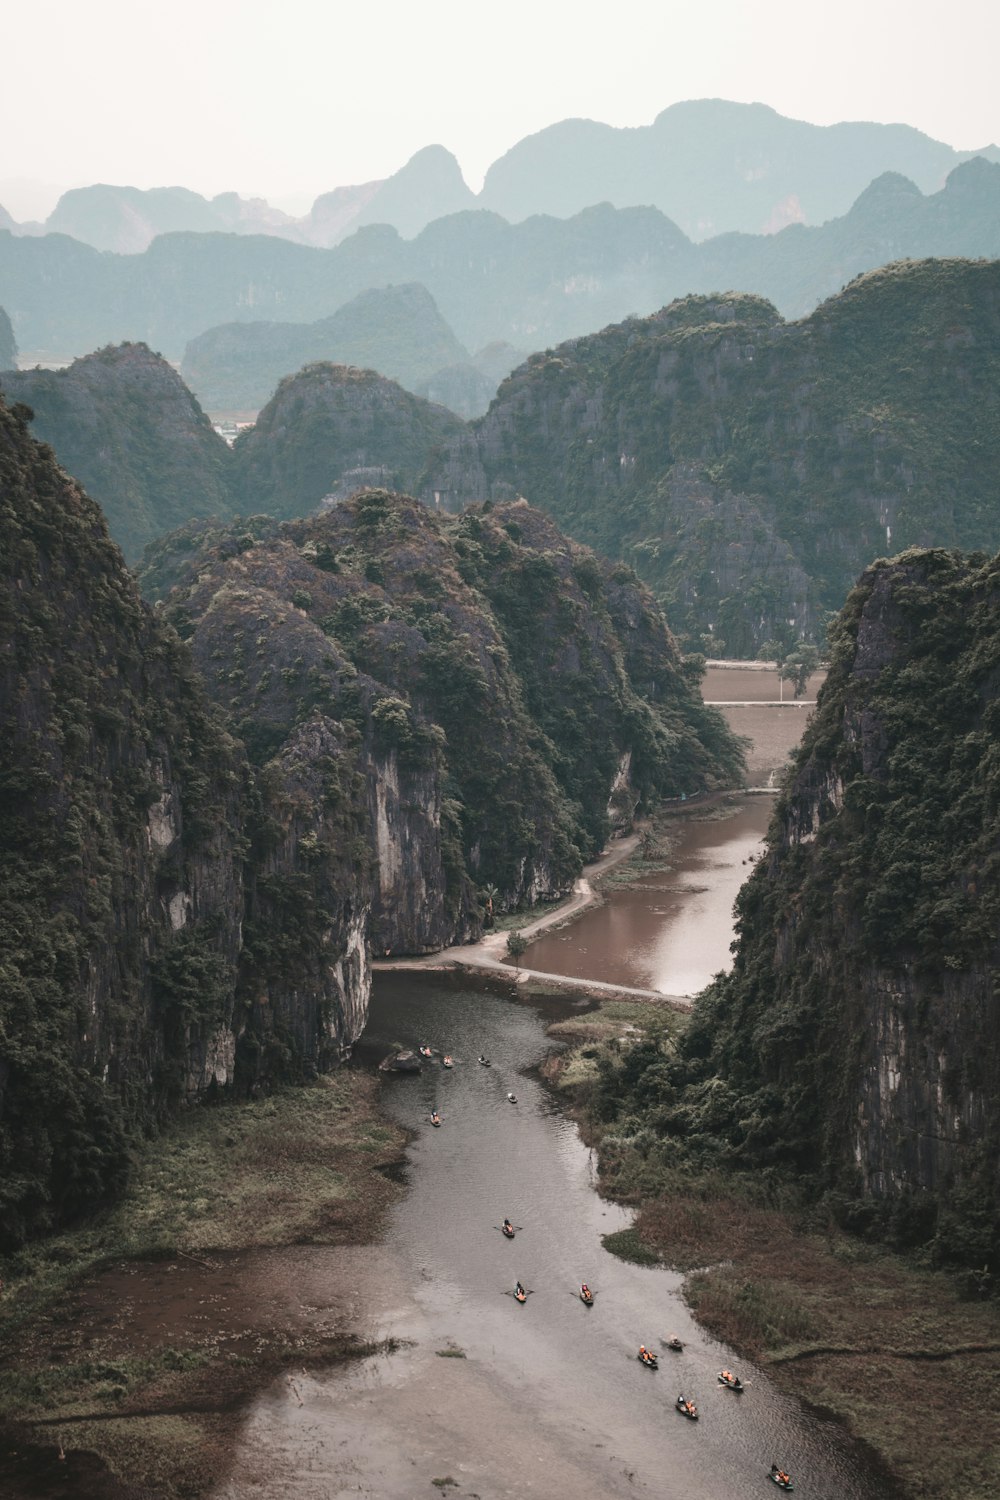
442,1055,454,1068
675,1395,698,1420
638,1345,658,1369
514,1281,527,1303
718,1369,744,1391
418,1045,434,1059
665,1335,684,1352
579,1283,594,1305
478,1054,491,1067
770,1466,794,1490
430,1110,441,1127
502,1218,516,1238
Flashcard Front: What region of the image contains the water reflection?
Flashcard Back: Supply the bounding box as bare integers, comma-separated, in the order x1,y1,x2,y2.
518,799,772,996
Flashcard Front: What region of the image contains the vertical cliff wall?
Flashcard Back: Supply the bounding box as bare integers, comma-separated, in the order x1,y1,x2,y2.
684,547,1000,1265
0,400,375,1248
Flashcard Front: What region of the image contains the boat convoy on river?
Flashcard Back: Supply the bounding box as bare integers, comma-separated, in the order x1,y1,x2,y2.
380,1041,796,1490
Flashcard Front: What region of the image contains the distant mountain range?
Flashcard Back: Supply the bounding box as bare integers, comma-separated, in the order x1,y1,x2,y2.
180,283,523,419
3,102,998,254
3,159,999,362
5,259,1000,650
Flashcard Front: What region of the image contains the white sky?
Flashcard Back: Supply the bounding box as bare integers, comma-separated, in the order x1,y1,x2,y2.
3,0,999,218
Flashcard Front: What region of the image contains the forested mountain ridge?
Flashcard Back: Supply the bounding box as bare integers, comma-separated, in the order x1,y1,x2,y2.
1,343,237,562
140,493,744,918
1,396,743,1244
427,259,1000,654
180,283,475,415
6,102,998,255
2,159,998,360
601,547,1000,1273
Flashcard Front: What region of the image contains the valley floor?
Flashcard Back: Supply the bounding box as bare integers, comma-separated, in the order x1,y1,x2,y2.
0,1073,406,1498
546,1007,1000,1500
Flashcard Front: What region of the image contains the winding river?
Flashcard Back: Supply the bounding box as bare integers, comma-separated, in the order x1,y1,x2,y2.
215,666,892,1500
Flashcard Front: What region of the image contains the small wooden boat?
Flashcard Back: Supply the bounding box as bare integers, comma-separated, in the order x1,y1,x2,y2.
430,1111,441,1127
638,1348,658,1369
507,1092,517,1103
478,1055,491,1067
665,1335,684,1352
442,1055,454,1068
718,1370,744,1391
514,1285,527,1303
579,1285,594,1305
502,1222,515,1238
675,1397,698,1420
418,1045,434,1059
769,1469,794,1490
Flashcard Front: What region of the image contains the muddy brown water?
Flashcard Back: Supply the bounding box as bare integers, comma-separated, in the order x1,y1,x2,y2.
215,976,889,1499
214,666,891,1499
515,798,773,996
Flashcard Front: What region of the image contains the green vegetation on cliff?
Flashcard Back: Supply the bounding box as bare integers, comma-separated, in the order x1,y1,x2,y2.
231,363,465,518
429,261,1000,654
584,546,1000,1282
1,343,236,561
0,395,244,1246
140,492,744,913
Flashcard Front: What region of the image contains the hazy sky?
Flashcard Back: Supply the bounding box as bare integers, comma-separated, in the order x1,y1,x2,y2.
4,0,999,217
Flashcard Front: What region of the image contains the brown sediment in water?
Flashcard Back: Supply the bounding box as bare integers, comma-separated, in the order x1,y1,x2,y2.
0,1072,407,1499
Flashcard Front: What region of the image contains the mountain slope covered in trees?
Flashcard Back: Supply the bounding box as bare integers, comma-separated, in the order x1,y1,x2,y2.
592,546,1000,1277
427,259,1000,653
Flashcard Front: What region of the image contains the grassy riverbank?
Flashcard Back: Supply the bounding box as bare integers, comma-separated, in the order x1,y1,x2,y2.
546,1003,1000,1500
0,1071,405,1499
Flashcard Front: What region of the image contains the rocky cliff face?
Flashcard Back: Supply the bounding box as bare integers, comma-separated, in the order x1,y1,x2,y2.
677,547,1000,1268
426,262,1000,654
0,398,374,1247
140,492,744,921
1,343,236,561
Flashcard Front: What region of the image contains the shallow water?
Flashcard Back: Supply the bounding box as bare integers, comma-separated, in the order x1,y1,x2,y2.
516,798,772,996
306,974,888,1500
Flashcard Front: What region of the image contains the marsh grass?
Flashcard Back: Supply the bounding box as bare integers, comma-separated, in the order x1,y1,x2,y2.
0,1071,405,1497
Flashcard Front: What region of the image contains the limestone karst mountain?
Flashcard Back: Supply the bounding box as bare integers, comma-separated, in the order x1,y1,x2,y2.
181,283,471,415
424,259,1000,654
1,343,237,562
2,159,998,361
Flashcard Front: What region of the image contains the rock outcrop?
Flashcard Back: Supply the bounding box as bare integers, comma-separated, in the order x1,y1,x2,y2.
0,305,15,369
140,492,744,920
231,364,464,518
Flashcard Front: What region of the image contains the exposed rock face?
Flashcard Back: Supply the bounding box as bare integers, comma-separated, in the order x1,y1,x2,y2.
425,263,1000,653
684,547,1000,1266
232,363,464,519
0,397,373,1247
140,492,744,920
1,343,236,561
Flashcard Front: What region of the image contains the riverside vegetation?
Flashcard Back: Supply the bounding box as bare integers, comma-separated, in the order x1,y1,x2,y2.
1,386,742,1242
547,546,1000,1500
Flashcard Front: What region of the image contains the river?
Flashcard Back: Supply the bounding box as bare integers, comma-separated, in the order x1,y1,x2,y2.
214,666,890,1500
